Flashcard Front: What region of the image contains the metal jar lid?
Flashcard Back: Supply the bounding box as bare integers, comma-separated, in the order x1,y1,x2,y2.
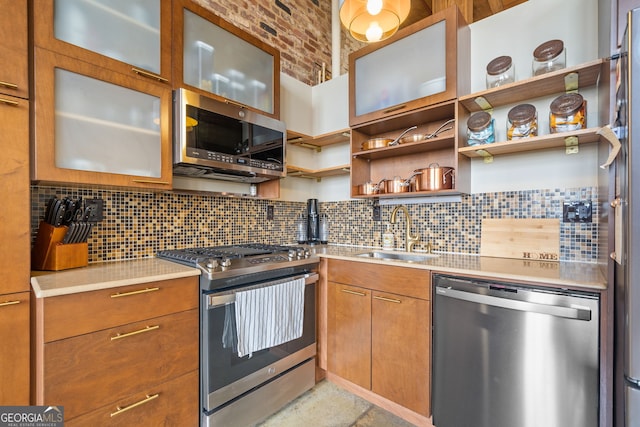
550,93,584,116
467,111,492,132
486,55,513,76
533,39,564,61
507,103,537,126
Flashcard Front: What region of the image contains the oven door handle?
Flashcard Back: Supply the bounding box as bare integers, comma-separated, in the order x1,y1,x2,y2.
207,272,318,308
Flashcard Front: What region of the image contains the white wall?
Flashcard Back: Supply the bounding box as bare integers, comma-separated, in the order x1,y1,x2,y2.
467,0,601,193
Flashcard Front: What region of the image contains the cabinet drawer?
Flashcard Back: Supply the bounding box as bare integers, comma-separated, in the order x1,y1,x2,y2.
328,259,431,300
42,309,198,420
41,276,198,342
66,370,198,427
0,292,29,404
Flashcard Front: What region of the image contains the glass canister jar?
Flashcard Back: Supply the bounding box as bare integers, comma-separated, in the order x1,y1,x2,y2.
466,111,495,146
507,104,538,140
486,55,515,89
532,39,566,76
549,93,586,133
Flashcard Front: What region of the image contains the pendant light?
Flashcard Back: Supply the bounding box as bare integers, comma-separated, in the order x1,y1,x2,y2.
339,0,411,43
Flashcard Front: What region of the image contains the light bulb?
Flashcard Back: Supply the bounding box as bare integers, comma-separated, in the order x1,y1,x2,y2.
366,0,383,16
365,21,383,42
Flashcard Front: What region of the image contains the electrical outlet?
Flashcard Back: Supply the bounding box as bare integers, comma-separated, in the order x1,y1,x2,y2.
563,200,592,223
372,203,381,221
84,198,104,222
266,205,274,220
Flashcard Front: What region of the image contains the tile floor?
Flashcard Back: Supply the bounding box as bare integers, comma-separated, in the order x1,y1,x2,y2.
256,380,417,427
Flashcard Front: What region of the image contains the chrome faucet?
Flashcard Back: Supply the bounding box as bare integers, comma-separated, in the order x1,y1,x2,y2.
390,205,420,252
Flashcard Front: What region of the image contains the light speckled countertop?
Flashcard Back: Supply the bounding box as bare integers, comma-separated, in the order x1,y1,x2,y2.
30,246,607,298
31,258,201,298
311,245,607,291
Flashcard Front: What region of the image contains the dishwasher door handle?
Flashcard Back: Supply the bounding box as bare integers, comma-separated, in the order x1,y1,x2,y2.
436,287,592,321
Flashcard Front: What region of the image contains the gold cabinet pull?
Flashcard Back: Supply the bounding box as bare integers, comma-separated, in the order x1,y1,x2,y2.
383,104,407,114
373,295,401,304
111,325,159,341
0,98,19,106
110,393,159,417
132,179,171,185
131,67,169,83
341,289,366,297
0,300,21,307
111,287,160,298
0,81,18,90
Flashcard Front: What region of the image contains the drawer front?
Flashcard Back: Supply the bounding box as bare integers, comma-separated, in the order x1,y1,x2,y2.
43,276,198,342
328,259,431,300
66,370,198,427
43,309,198,420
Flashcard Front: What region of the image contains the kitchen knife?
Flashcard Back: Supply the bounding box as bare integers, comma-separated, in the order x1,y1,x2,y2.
53,203,67,227
44,197,56,225
79,223,93,243
47,199,61,225
62,223,77,244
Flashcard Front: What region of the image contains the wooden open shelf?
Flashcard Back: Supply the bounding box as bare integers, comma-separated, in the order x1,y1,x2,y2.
459,59,604,112
353,135,455,161
287,164,351,179
458,128,601,158
287,129,351,149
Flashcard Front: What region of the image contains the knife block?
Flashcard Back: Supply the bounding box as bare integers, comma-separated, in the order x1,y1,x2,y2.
31,221,88,271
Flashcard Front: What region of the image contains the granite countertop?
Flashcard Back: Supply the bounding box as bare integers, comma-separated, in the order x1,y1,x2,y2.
312,245,607,291
31,258,201,298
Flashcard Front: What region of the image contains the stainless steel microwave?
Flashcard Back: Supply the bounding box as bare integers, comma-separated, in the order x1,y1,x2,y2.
173,88,286,183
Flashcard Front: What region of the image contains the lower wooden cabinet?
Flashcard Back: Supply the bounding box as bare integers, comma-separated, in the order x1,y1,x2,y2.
32,277,199,425
327,259,431,418
0,292,30,404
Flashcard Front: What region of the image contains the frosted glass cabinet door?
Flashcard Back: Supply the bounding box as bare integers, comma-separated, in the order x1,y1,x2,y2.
179,6,278,115
54,0,161,74
32,47,171,188
55,69,162,177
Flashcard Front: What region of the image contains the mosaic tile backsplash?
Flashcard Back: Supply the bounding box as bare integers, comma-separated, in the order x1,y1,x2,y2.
30,185,599,263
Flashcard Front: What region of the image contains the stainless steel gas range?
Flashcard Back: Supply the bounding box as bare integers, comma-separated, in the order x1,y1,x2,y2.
158,244,319,427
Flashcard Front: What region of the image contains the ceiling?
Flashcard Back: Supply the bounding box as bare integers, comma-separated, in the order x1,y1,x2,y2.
400,0,528,28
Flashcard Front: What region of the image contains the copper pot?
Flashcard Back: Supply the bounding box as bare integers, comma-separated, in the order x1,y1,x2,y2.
383,176,411,193
358,178,385,195
361,126,417,151
413,164,455,191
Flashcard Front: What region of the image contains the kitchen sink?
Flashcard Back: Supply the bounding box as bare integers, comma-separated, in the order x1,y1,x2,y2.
355,251,439,263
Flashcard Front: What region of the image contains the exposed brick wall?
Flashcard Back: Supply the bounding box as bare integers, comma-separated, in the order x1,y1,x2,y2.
194,0,335,86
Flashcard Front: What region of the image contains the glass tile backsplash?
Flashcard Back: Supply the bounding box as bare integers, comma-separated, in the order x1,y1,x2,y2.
30,185,598,263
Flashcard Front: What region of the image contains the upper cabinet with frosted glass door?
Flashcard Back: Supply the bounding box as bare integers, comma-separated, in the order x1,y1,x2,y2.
172,0,281,118
32,0,172,85
348,6,469,127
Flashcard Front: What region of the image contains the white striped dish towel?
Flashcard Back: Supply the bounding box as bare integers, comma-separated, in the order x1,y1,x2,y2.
235,277,306,358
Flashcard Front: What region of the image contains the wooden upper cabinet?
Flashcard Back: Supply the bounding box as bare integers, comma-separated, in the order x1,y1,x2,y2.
172,0,281,119
348,5,470,127
31,47,173,189
0,1,28,99
32,0,172,86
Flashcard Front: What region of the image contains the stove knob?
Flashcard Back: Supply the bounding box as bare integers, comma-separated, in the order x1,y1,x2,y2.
304,248,311,258
288,250,297,260
296,248,305,259
206,259,219,269
220,258,232,268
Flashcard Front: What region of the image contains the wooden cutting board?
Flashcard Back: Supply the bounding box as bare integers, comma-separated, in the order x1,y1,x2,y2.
480,218,560,261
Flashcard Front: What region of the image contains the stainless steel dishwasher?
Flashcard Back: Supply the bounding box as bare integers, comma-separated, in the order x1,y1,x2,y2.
432,274,600,427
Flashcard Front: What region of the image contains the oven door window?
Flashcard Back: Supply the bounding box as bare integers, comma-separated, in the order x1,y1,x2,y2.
205,283,315,399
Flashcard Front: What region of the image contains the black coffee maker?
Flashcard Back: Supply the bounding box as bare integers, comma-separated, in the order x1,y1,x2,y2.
306,199,320,244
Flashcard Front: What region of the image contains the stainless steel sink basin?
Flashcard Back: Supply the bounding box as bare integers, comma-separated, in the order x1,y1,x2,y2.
355,251,439,263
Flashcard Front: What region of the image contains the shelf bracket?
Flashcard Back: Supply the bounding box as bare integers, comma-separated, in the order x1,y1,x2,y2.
475,149,494,163
564,72,579,93
565,136,579,154
296,142,322,152
473,96,493,112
